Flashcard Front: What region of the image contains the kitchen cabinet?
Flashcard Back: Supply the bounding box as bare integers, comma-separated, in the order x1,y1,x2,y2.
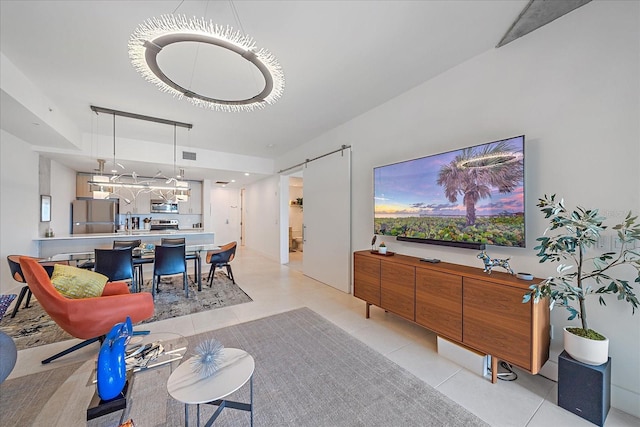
353,251,550,383
76,174,93,198
118,189,150,214
179,181,202,214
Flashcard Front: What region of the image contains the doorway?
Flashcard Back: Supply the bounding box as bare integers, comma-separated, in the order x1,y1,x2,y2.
288,174,304,272
279,146,351,293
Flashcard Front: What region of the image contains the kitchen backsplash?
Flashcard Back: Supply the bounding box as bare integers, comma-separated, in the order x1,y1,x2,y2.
117,213,203,229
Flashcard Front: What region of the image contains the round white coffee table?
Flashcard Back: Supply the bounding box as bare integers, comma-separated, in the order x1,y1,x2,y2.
167,348,254,427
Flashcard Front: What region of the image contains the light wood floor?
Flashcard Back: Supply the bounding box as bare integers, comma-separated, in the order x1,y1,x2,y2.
6,247,639,426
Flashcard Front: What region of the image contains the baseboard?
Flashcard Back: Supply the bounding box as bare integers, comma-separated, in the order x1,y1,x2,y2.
612,385,640,419
437,336,488,377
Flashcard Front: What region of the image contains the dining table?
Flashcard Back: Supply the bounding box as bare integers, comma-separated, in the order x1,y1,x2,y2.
42,244,220,291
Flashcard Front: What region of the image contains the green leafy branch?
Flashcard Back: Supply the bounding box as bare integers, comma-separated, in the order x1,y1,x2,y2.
523,195,640,332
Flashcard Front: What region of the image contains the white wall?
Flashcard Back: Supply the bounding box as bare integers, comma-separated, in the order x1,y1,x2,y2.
0,130,40,293
49,160,75,235
272,1,640,416
209,187,241,245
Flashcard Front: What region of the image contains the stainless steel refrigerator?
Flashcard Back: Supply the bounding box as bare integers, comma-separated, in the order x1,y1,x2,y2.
72,200,118,234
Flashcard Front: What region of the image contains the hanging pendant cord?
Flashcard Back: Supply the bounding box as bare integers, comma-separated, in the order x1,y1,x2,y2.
173,124,177,177
172,0,185,14
113,113,116,168
229,0,261,95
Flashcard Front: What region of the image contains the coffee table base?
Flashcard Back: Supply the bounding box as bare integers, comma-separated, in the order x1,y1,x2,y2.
87,372,134,420
185,375,253,427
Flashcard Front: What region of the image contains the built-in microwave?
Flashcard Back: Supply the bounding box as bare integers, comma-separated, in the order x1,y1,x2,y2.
150,200,179,213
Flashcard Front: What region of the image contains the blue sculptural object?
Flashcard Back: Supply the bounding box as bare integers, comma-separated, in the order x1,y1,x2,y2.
97,317,132,400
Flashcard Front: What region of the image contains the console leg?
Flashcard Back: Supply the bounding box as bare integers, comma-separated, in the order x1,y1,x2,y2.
365,303,370,319
491,356,498,384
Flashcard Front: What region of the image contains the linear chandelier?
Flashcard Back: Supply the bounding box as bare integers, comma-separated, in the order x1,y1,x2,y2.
89,106,192,201
128,14,285,112
89,178,189,192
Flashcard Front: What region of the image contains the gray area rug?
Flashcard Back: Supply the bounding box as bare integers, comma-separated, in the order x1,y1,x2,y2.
0,308,488,427
0,272,251,350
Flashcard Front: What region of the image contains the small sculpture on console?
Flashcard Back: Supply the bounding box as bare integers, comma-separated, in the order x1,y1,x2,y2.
477,251,514,275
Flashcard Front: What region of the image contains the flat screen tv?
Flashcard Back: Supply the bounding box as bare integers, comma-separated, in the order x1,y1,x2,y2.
374,135,525,249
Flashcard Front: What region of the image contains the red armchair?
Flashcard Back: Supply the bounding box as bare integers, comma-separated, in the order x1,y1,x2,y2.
19,257,154,364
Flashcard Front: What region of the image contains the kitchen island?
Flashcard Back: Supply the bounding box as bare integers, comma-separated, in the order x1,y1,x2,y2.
35,230,215,257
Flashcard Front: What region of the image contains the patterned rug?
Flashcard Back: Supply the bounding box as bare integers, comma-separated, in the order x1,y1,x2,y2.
0,272,252,351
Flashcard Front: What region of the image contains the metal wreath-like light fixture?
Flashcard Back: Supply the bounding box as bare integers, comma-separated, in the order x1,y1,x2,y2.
128,14,284,112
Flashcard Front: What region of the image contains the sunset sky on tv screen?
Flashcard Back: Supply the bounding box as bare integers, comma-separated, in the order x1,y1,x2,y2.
375,136,524,219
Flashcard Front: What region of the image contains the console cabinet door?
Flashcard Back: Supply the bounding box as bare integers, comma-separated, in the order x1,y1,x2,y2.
416,269,462,341
353,255,381,306
463,278,532,370
381,260,415,321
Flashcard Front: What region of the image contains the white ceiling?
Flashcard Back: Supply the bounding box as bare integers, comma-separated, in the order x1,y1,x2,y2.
0,0,529,184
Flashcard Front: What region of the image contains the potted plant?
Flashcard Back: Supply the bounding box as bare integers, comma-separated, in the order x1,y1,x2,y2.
378,242,387,254
524,194,639,365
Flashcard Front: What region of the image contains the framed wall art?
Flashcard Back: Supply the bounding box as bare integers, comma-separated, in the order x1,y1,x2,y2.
41,195,51,222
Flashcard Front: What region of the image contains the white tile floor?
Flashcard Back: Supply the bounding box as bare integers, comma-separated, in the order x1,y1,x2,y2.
7,248,639,426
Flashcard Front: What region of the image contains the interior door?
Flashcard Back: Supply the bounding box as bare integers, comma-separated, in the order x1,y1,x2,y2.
302,148,351,293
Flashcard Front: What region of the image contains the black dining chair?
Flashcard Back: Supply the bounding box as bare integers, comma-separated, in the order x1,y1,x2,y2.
206,241,237,286
113,239,142,249
6,255,67,318
153,244,188,298
113,239,143,285
94,248,137,292
161,237,201,288
161,237,185,246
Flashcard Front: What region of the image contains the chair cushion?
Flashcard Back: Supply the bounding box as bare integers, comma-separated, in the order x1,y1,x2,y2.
51,264,109,299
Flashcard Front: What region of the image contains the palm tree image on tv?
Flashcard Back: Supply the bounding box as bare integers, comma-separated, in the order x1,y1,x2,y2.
374,136,525,247
437,140,523,227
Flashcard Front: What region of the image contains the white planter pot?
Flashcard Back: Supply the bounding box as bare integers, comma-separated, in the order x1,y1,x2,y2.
378,247,387,254
563,327,609,366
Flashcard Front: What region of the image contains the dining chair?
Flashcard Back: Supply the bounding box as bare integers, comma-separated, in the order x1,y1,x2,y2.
161,237,200,288
18,257,154,364
152,244,188,298
113,239,142,249
94,248,137,292
206,241,237,286
6,255,68,318
160,237,185,246
113,239,143,285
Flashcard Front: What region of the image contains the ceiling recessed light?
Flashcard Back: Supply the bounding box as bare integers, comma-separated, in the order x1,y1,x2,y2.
231,179,236,183
244,173,250,176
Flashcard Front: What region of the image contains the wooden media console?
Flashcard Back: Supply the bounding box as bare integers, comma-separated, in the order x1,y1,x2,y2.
353,250,550,383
